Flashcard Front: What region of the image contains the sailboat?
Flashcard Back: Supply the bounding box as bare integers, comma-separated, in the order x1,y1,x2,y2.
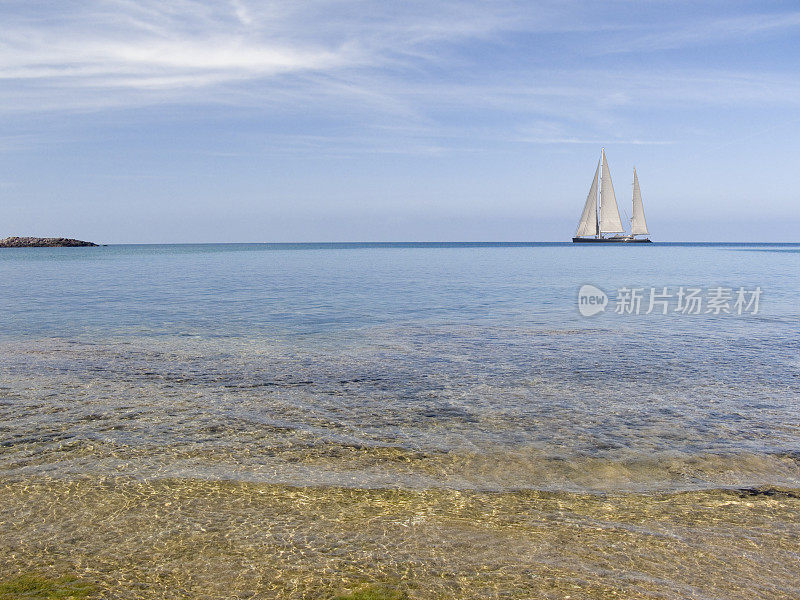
572,149,651,243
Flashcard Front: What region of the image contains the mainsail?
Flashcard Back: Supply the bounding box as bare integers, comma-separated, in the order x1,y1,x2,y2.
575,160,600,237
598,150,624,234
630,167,648,235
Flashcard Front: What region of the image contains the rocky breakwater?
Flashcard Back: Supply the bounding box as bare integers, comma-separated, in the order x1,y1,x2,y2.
0,236,98,247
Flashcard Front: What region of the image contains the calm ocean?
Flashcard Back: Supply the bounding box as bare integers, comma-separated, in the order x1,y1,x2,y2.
2,242,800,599
1,242,798,492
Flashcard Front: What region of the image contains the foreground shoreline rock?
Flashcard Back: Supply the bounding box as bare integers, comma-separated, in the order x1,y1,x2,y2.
0,236,98,247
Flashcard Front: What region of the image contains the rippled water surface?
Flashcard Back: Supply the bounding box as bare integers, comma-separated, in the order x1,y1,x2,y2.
1,243,799,598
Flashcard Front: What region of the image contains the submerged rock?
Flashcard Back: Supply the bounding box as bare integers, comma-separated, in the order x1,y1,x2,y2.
0,236,98,247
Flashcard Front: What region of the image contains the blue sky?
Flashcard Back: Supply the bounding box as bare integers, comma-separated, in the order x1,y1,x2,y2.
1,0,799,242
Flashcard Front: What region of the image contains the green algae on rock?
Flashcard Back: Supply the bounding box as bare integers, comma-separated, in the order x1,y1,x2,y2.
0,574,96,599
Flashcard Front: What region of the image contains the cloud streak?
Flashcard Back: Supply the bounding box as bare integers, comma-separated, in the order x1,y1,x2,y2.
601,10,800,54
0,0,534,91
2,1,800,152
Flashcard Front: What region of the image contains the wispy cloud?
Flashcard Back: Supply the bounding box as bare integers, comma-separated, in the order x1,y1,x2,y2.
0,3,355,87
3,2,799,104
2,1,800,153
602,10,800,54
0,0,535,95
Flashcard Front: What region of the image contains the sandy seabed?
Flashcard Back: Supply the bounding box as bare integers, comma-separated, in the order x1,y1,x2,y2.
1,476,798,599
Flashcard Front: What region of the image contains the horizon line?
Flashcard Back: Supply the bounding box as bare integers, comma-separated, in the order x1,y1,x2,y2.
18,241,799,246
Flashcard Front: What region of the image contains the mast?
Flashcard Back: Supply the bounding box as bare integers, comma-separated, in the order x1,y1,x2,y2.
598,148,603,238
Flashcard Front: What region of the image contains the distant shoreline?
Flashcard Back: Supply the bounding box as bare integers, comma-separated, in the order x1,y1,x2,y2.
0,237,98,248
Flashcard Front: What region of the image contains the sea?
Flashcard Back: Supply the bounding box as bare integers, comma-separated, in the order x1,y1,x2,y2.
1,242,798,599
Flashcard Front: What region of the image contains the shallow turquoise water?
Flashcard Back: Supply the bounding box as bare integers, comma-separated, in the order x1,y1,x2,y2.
0,243,798,492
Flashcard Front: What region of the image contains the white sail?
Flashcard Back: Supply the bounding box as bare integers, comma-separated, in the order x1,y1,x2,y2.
575,160,600,237
630,167,648,235
599,150,624,234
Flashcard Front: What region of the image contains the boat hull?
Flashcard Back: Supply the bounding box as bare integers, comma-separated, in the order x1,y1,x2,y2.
572,237,652,243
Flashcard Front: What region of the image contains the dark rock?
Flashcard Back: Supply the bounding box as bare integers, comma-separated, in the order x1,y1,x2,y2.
0,236,98,247
736,487,800,499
